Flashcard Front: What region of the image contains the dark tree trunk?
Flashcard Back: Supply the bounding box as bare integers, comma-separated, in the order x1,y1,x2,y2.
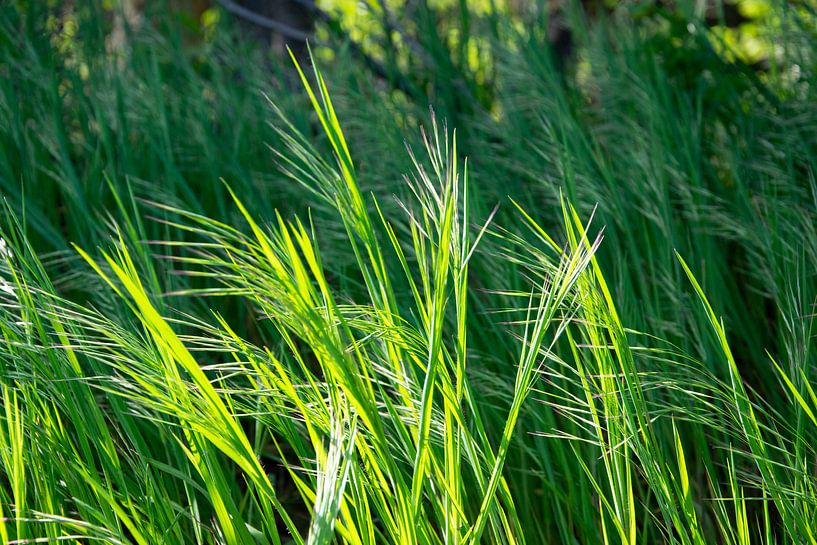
236,0,314,58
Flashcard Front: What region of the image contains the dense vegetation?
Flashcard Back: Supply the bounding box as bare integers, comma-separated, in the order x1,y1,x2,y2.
1,1,817,543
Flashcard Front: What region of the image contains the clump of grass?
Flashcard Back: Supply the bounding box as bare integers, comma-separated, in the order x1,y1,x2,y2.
2,1,817,544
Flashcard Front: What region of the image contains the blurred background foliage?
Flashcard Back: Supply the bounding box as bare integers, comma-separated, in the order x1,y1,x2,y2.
1,0,814,324
17,0,814,110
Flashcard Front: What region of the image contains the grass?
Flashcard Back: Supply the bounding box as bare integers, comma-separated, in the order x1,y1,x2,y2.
1,1,817,543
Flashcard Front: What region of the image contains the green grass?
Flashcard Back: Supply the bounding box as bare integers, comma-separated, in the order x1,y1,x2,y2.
1,1,817,543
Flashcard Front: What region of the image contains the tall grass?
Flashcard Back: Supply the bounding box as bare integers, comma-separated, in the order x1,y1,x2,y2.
1,1,817,543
